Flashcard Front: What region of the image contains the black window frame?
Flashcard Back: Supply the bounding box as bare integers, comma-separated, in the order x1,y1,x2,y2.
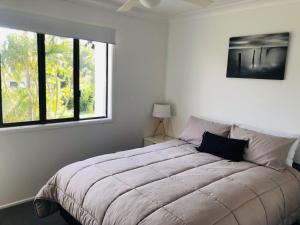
0,32,109,128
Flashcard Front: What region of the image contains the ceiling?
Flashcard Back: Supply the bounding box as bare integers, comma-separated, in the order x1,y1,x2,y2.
76,0,255,16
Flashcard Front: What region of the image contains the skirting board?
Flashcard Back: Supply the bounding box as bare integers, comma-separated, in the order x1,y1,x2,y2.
0,196,34,210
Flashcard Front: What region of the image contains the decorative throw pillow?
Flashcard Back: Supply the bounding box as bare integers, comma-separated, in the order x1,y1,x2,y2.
197,132,248,162
230,125,297,171
179,116,231,146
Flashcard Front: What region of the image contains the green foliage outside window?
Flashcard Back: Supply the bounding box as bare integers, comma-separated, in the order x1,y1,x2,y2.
0,30,39,123
0,28,97,123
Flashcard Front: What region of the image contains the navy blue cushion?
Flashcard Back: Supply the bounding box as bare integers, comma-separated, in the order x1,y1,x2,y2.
197,132,248,162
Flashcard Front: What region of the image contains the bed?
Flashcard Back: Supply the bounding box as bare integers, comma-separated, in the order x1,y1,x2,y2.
34,139,300,225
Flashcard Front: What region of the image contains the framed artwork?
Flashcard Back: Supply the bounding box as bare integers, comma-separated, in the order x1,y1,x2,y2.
226,33,289,80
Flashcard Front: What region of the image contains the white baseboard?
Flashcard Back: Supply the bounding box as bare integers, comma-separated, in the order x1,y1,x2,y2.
0,197,34,210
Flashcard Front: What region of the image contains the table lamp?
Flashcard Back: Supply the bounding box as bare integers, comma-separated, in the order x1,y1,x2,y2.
152,103,171,138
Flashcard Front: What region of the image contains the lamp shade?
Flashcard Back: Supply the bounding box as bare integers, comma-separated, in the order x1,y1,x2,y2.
152,104,171,118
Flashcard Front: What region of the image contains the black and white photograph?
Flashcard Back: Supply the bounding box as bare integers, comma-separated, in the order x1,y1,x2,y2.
226,33,290,80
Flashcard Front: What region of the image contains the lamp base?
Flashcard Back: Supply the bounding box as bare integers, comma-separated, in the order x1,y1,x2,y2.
153,119,167,138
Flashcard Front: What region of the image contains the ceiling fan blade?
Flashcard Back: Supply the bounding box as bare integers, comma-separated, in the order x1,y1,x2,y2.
117,0,139,12
183,0,213,7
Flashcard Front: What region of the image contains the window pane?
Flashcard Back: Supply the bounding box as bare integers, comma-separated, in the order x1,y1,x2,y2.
45,35,74,120
0,27,39,123
79,40,107,119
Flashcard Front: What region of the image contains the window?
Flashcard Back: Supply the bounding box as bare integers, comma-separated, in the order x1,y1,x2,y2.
45,35,74,120
0,26,111,127
79,40,107,119
0,27,39,124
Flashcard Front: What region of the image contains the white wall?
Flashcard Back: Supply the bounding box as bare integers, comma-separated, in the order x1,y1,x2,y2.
0,0,168,207
165,1,300,162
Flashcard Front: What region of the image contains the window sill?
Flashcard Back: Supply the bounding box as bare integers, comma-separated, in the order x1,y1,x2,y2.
0,117,112,135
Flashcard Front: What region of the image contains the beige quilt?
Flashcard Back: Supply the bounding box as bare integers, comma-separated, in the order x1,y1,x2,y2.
34,140,300,225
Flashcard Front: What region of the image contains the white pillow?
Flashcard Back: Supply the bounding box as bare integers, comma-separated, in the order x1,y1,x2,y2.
238,124,300,166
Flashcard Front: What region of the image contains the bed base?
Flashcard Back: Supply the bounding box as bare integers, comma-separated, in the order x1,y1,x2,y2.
59,205,82,225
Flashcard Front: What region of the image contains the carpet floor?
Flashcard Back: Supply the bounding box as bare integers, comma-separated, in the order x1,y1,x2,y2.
0,201,67,225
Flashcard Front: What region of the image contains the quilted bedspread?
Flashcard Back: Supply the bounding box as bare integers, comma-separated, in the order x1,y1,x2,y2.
34,140,300,225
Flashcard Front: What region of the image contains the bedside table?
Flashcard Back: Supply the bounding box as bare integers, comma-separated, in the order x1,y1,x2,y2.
144,136,175,146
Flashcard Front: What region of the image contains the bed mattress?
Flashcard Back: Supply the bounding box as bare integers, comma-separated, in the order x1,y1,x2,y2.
34,140,300,225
